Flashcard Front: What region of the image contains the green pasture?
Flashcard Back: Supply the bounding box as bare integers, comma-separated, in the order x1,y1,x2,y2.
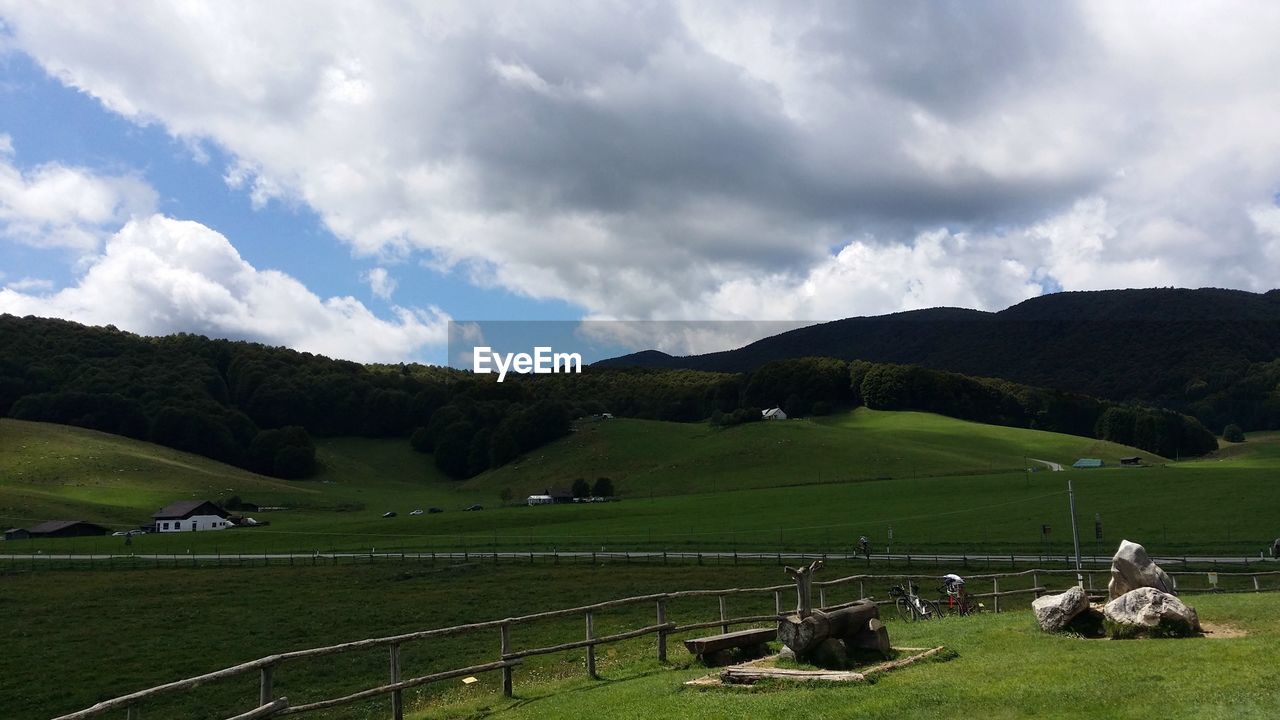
416,591,1280,720
2,412,1277,557
468,409,1162,498
4,561,1277,720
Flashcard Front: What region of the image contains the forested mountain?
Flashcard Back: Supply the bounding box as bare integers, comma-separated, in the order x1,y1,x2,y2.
598,288,1280,433
0,302,1225,478
0,315,573,480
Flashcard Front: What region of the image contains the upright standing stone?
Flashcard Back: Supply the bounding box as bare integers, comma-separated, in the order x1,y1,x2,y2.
1108,539,1175,600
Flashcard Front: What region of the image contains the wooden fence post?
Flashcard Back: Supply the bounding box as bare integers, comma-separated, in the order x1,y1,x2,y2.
992,578,1000,614
656,600,668,663
390,642,403,720
1032,573,1040,599
259,664,274,707
774,590,782,616
585,611,597,679
500,622,513,697
859,580,865,600
127,705,139,720
1254,576,1261,592
718,595,728,634
818,588,826,609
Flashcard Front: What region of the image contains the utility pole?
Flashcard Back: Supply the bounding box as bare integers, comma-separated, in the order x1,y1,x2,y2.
1067,477,1083,586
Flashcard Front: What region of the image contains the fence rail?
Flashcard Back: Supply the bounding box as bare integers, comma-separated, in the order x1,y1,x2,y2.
7,549,1278,575
52,568,1280,720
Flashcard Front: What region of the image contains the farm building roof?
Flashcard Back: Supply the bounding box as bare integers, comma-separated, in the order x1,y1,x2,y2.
24,520,110,536
153,500,229,519
1072,458,1104,468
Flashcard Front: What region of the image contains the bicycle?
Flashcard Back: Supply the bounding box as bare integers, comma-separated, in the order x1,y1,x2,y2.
889,581,941,621
938,582,982,616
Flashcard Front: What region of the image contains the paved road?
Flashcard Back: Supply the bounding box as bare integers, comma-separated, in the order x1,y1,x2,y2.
1028,458,1064,471
1,550,1270,566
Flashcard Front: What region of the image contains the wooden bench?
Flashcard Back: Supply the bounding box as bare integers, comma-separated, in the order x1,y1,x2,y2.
683,627,776,661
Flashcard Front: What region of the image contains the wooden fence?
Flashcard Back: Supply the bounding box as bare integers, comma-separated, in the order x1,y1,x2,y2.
52,568,1280,720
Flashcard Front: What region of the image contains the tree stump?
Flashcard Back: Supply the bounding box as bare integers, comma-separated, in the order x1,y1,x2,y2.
848,618,891,658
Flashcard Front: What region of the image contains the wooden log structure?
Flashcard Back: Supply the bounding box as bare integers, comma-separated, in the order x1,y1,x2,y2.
722,666,866,684
778,601,879,656
784,560,824,618
682,627,777,659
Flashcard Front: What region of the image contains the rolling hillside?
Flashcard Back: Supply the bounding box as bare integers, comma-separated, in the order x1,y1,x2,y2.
0,419,482,531
8,412,1276,557
464,409,1164,499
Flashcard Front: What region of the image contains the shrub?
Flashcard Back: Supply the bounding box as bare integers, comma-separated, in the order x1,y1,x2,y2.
1223,423,1245,443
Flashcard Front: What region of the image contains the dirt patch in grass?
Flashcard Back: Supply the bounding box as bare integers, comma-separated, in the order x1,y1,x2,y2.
1202,622,1248,639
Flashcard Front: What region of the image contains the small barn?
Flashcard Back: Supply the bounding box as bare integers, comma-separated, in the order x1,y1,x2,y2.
1072,458,1104,469
153,500,232,532
4,528,30,541
24,520,110,538
527,494,554,506
762,407,788,421
1119,456,1142,466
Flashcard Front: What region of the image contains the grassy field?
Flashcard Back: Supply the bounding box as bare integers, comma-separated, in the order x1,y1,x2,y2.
4,560,1276,720
2,412,1277,557
414,590,1280,720
468,409,1162,498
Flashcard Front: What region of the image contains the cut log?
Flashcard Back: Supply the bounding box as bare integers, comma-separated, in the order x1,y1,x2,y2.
683,627,776,657
721,666,866,684
777,601,879,656
848,618,891,658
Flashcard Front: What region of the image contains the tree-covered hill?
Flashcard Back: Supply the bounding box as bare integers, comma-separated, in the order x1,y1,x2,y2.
598,287,1280,433
0,307,1221,478
0,315,577,480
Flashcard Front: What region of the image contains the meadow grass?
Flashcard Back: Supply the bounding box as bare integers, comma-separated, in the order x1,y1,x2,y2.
3,412,1277,558
412,591,1280,720
6,559,1271,720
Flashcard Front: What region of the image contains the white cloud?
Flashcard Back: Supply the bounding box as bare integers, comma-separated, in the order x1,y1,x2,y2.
0,214,449,362
362,266,396,300
0,137,156,251
3,276,53,292
2,2,1280,321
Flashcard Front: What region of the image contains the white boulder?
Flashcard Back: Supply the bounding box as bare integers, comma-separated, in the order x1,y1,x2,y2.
1104,587,1201,637
1108,539,1175,600
1032,585,1090,633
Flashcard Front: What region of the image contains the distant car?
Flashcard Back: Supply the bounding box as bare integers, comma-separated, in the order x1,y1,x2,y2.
464,504,483,511
427,507,443,514
409,509,424,516
381,511,397,518
127,529,147,535
111,531,128,536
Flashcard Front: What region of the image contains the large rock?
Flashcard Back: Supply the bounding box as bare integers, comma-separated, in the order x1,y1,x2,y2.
1108,539,1175,600
1032,585,1090,632
1104,587,1201,638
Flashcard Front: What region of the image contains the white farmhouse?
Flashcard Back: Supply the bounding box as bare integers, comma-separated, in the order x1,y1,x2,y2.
526,495,554,506
153,500,232,532
762,407,788,421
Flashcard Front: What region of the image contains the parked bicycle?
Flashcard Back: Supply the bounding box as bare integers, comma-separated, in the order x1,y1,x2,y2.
938,573,983,617
889,581,941,621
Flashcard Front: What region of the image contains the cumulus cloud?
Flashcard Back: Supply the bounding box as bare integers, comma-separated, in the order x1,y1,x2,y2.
362,267,396,300
0,214,449,362
3,276,53,292
2,1,1280,322
0,135,156,251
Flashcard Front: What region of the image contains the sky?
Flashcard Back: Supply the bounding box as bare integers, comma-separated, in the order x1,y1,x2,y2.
2,1,1280,364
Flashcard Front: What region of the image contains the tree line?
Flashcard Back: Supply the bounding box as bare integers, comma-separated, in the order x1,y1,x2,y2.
0,316,1222,483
